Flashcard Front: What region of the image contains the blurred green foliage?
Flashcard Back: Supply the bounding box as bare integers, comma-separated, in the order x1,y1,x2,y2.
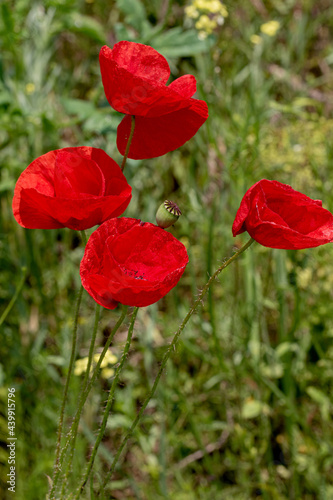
1,0,333,498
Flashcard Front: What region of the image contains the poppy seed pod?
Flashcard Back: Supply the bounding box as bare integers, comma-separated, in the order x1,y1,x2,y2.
156,200,182,229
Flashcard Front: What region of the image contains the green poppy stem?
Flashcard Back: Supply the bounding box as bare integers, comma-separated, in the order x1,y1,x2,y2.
100,238,255,492
49,305,128,499
51,285,83,491
0,267,27,328
120,115,135,172
75,307,139,498
50,230,87,497
60,303,101,497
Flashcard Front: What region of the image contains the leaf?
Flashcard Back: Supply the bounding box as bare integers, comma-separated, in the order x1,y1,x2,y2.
65,13,106,44
241,399,269,419
106,414,132,430
0,364,4,386
260,362,284,379
61,98,120,134
1,3,14,33
117,0,147,32
0,178,14,193
306,386,331,420
292,97,319,108
46,355,66,366
151,28,213,58
61,98,95,120
83,112,120,134
276,341,299,358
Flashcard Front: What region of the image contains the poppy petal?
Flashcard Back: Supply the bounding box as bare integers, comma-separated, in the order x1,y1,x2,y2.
80,218,189,309
168,75,197,98
232,179,333,250
13,147,132,230
54,150,105,198
117,99,209,159
106,42,170,84
100,44,197,118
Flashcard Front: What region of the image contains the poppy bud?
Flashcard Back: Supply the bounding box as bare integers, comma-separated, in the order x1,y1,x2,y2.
156,200,182,229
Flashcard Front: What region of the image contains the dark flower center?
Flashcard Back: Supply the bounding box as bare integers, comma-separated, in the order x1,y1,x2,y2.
122,267,145,280
164,200,181,216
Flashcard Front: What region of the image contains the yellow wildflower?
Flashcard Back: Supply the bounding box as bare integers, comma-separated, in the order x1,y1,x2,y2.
260,20,280,37
297,268,312,289
74,358,89,376
198,31,208,40
185,5,199,19
95,350,117,368
101,368,115,379
185,0,228,37
193,0,209,10
193,0,227,15
25,83,35,95
74,349,117,378
195,14,217,34
250,34,263,45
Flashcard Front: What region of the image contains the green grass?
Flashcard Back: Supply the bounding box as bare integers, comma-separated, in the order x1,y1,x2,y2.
1,0,333,498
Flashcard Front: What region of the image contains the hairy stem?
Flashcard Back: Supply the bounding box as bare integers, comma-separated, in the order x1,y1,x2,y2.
0,267,27,327
60,303,101,497
51,285,83,494
120,115,135,172
49,306,128,499
76,307,139,497
50,230,88,497
101,238,255,491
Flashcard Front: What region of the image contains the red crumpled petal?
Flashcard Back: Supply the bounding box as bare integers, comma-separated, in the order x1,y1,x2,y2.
80,218,189,309
117,99,209,159
100,42,208,158
168,75,197,98
100,43,190,117
54,150,105,198
232,179,333,249
13,147,132,230
99,44,204,119
107,41,170,84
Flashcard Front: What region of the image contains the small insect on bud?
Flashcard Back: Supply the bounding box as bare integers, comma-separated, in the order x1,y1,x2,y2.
156,200,182,229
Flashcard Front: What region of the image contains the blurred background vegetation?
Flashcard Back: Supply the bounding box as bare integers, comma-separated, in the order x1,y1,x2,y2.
1,0,333,498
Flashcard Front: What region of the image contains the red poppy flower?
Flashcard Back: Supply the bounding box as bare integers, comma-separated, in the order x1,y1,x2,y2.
12,147,132,230
80,217,189,309
232,179,333,249
99,42,208,159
